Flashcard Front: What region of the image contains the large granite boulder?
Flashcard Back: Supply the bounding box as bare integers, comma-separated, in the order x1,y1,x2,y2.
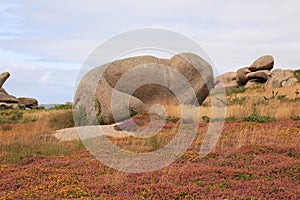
265,69,296,89
249,55,274,71
74,53,214,125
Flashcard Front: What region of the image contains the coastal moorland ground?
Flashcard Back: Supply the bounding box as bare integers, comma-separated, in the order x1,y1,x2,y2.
0,84,300,199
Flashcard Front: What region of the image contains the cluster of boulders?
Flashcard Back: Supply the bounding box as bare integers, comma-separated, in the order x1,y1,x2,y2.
215,55,298,90
0,72,40,110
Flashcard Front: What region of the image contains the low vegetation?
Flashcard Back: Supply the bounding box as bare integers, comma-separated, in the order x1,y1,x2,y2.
294,69,300,82
226,86,247,95
49,104,73,110
48,110,75,130
290,115,300,121
243,109,276,123
0,83,300,198
0,109,81,164
0,110,37,124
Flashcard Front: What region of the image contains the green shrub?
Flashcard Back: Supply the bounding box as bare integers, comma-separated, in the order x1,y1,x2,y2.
290,116,300,121
0,110,36,124
243,109,276,123
202,116,210,123
226,86,246,95
225,116,238,122
50,104,73,110
289,97,300,102
130,108,138,117
277,95,286,100
228,96,247,105
264,90,279,100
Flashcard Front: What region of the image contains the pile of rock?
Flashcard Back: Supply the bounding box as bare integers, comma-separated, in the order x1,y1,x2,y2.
215,55,298,90
0,72,40,110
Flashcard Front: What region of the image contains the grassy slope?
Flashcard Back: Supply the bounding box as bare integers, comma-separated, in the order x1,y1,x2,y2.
0,84,300,199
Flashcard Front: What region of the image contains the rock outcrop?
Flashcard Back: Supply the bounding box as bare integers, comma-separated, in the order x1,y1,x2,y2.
265,69,297,89
18,97,38,107
246,70,271,82
248,55,274,71
214,72,239,91
0,72,10,88
236,67,251,85
75,52,214,125
214,55,298,91
0,72,39,110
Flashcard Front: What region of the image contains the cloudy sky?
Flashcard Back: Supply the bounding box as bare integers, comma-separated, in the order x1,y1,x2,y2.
0,0,300,103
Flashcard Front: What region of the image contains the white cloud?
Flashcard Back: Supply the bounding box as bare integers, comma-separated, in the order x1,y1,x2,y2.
38,71,52,84
0,0,300,102
0,62,78,104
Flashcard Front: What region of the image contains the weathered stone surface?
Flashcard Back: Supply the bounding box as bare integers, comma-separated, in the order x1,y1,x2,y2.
265,69,296,89
282,77,298,87
0,88,9,95
245,79,263,88
30,106,45,110
75,53,214,125
214,72,239,91
0,72,10,89
246,70,271,82
249,55,274,71
236,67,251,85
0,91,18,103
0,102,13,109
218,72,237,83
18,97,38,107
0,72,39,110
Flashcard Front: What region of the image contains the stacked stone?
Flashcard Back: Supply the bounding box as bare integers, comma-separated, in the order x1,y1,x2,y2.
0,72,39,110
214,55,297,90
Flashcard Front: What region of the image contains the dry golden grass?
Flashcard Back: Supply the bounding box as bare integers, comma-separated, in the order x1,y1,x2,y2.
0,109,81,163
0,83,299,163
0,109,74,146
161,83,300,121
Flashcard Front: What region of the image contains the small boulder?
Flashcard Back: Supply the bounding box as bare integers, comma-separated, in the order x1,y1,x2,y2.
282,77,298,87
246,70,271,82
236,67,251,85
0,102,13,109
18,97,38,107
30,105,45,110
214,72,239,91
245,79,263,88
249,55,274,71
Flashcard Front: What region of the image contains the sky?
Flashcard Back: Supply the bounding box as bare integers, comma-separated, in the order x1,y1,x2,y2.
0,0,300,103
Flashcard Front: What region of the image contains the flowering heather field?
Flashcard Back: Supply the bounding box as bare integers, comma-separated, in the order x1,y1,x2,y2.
1,118,300,199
